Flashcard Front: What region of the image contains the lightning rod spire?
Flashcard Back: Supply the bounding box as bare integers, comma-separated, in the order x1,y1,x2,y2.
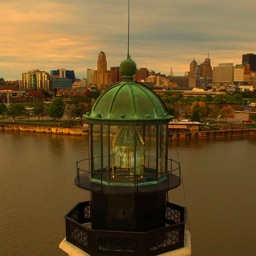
127,0,130,58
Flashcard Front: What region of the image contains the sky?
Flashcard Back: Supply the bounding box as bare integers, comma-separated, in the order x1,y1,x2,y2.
0,0,255,80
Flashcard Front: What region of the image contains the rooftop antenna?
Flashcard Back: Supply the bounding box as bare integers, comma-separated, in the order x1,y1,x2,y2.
127,0,130,58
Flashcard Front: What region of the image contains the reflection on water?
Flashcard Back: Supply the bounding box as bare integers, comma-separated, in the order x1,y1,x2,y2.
48,135,66,155
169,137,256,256
1,132,256,256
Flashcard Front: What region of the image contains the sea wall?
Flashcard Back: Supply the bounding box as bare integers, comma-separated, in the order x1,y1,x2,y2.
1,123,256,139
0,124,88,136
170,128,256,140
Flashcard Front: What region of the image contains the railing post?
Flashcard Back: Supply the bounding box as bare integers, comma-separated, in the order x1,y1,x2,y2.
76,161,80,184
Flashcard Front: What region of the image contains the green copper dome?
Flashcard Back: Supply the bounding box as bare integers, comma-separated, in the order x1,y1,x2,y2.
85,57,172,124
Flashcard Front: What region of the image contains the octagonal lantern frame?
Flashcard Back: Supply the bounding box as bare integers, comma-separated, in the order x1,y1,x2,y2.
75,120,181,193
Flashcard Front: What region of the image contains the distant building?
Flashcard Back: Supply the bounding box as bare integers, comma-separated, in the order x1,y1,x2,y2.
19,70,50,90
135,68,148,82
51,78,72,90
87,69,95,86
212,63,234,84
168,76,189,88
199,57,213,78
50,69,76,83
242,53,256,72
110,66,121,83
188,59,198,87
189,57,212,88
233,64,251,85
93,51,113,89
233,65,244,83
73,79,87,88
66,70,76,83
145,73,169,86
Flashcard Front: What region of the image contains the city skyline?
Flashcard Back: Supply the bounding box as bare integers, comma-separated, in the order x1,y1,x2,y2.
1,0,255,80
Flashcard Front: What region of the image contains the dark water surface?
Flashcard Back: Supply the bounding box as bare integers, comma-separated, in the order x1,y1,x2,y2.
1,132,256,256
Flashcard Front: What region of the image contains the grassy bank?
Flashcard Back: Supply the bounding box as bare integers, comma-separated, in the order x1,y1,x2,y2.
0,117,83,128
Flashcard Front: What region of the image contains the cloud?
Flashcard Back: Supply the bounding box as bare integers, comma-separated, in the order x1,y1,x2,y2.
0,0,255,80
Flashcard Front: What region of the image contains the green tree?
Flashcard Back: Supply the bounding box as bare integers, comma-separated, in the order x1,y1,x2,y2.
48,98,65,121
7,103,25,121
190,101,207,122
249,114,256,122
191,109,201,122
33,101,47,120
208,106,221,121
213,95,226,104
184,96,196,104
220,105,234,122
205,94,213,103
67,98,91,121
226,93,243,104
165,91,183,104
0,103,7,117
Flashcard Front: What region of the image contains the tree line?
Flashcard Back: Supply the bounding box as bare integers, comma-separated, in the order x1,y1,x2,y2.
1,89,256,123
0,97,91,122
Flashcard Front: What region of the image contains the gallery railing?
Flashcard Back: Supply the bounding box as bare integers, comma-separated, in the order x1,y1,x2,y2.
65,201,186,256
75,157,181,190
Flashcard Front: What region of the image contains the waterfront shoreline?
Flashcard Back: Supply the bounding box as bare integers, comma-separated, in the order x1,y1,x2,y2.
0,123,88,136
1,123,256,139
169,128,256,140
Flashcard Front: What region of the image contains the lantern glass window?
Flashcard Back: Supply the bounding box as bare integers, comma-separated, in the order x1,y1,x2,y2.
89,122,168,186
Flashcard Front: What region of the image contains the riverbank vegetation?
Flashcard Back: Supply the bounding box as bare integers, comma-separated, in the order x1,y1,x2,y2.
1,89,256,130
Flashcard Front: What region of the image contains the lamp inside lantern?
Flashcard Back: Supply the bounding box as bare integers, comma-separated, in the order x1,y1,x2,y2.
112,126,144,179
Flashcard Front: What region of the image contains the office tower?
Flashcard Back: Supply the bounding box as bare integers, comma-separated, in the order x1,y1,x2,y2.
94,51,113,89
189,59,198,87
110,66,121,83
212,63,234,84
50,69,76,83
199,57,212,78
87,69,95,86
242,53,256,72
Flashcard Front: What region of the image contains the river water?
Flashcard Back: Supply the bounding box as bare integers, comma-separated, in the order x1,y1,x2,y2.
0,132,256,256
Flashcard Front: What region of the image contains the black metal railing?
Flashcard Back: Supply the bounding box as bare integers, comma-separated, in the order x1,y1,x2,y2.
75,157,181,189
65,201,185,256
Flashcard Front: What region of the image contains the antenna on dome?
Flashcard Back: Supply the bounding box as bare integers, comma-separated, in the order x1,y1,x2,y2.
127,0,130,58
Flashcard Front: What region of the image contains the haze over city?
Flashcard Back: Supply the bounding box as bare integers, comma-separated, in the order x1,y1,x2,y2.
1,0,255,80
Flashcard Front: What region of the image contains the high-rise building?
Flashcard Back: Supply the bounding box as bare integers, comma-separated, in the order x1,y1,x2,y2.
212,63,234,84
19,70,50,90
87,69,95,86
242,53,256,72
234,65,245,84
189,56,212,88
199,57,212,78
50,69,76,83
94,51,113,89
110,66,121,83
189,59,198,87
65,70,76,83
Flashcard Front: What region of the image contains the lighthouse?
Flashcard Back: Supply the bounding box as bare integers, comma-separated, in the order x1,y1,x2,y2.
59,56,191,256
